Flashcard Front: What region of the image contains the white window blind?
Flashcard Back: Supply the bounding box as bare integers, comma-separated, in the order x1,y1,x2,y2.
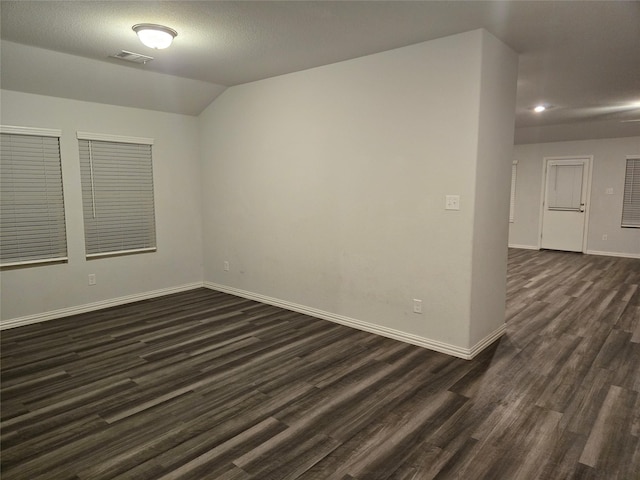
509,162,517,223
547,163,584,211
622,156,640,228
77,132,157,257
1,126,68,267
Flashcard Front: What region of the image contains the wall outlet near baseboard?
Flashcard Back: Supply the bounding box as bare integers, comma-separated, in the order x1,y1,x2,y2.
413,299,423,314
224,261,230,271
602,234,608,241
88,274,96,286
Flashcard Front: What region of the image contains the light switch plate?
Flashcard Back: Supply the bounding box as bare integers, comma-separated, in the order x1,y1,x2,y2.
445,195,460,210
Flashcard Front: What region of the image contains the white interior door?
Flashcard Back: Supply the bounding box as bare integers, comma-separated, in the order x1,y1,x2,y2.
541,158,589,252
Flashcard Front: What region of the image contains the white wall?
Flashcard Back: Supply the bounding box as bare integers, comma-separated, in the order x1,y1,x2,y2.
469,32,518,346
0,90,204,322
0,30,520,357
199,30,517,354
509,136,640,256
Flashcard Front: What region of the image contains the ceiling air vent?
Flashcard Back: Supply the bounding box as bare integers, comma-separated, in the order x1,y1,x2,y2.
111,50,154,64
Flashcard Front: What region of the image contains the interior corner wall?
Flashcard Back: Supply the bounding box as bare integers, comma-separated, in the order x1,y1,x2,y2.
509,136,640,256
0,90,204,322
469,31,518,346
200,29,516,353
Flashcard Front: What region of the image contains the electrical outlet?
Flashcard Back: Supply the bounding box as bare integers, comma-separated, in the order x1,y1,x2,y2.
413,299,422,314
602,234,608,241
88,274,96,286
606,188,614,195
224,261,230,272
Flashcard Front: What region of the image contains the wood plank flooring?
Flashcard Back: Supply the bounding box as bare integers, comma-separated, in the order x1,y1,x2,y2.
1,249,639,479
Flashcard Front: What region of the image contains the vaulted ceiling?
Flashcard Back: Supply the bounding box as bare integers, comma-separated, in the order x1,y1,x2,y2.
1,1,639,144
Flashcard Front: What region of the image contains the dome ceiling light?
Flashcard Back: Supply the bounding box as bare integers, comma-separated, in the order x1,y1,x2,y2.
132,24,177,49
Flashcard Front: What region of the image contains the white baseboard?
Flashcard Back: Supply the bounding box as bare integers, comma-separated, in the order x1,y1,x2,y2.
469,323,507,358
585,250,640,259
508,244,539,250
1,280,508,359
0,282,204,330
204,282,505,360
508,244,639,259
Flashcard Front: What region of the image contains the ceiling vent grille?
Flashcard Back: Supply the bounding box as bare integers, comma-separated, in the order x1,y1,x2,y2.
111,50,154,64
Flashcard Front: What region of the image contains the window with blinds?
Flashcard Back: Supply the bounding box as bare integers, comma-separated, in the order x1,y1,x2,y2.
509,162,517,223
1,126,68,267
622,156,640,228
77,132,157,258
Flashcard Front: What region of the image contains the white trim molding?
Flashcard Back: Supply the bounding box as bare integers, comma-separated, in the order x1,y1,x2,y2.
585,250,640,259
1,280,509,359
205,282,506,360
508,246,638,258
508,244,539,250
76,131,154,145
1,125,62,137
0,283,203,330
469,323,507,358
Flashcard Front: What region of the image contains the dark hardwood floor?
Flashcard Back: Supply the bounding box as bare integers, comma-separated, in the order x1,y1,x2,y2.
1,249,639,479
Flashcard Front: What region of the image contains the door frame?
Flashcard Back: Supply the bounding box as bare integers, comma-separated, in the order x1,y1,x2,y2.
537,155,593,253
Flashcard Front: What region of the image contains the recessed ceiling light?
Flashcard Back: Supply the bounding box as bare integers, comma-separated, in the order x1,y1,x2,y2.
132,24,177,49
534,105,546,113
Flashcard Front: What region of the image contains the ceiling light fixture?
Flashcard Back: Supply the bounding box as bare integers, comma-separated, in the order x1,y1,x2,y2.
534,105,546,113
132,24,177,49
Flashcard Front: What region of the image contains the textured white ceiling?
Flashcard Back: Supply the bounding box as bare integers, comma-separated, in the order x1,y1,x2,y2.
1,1,639,141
